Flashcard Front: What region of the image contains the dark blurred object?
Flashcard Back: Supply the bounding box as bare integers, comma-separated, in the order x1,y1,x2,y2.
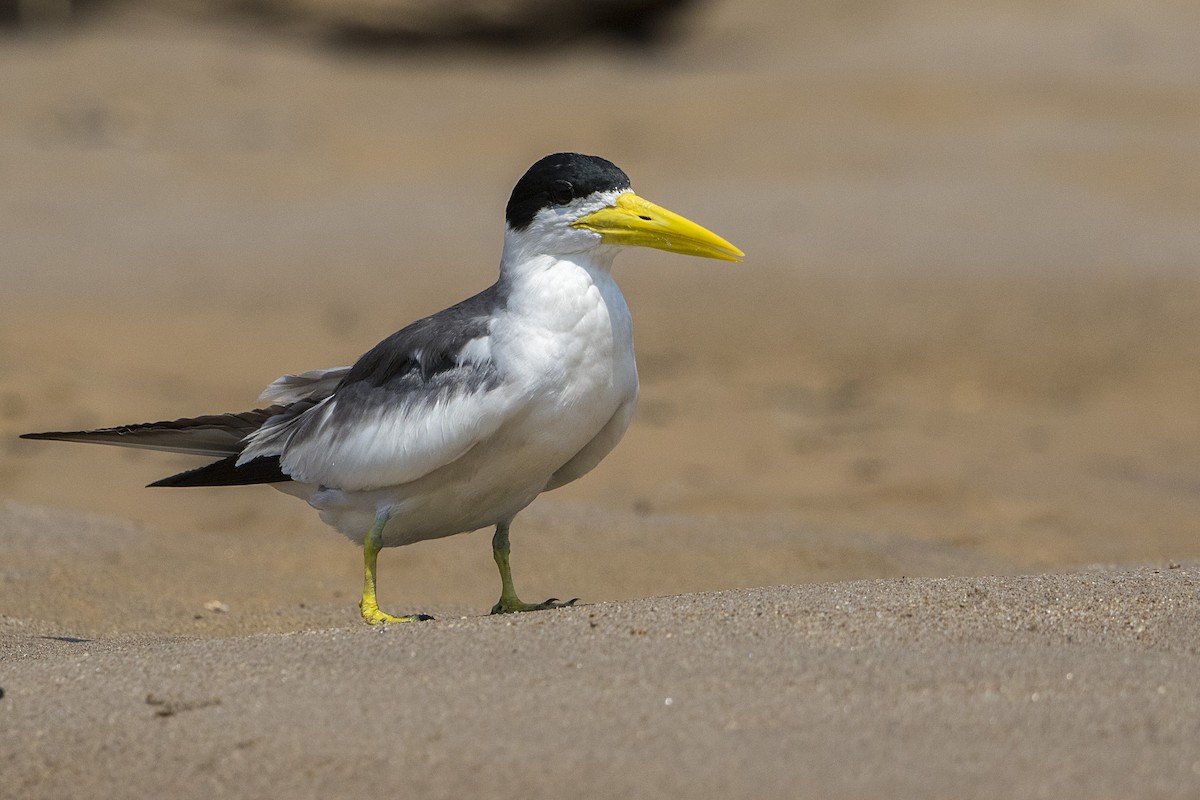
0,0,107,27
289,0,696,47
1,0,699,47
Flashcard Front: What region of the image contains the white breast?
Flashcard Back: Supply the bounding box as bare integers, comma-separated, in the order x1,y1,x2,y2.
490,253,638,468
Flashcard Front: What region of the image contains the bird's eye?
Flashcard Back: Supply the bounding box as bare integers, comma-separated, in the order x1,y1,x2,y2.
548,180,574,206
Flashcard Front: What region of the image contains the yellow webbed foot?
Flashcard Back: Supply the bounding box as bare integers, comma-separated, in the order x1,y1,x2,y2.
358,511,433,625
360,599,433,625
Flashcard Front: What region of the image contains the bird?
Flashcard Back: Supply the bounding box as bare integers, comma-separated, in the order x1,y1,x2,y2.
21,152,744,624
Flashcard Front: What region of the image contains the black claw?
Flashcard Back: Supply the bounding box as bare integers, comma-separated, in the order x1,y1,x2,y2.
543,597,560,605
415,614,435,622
564,598,580,607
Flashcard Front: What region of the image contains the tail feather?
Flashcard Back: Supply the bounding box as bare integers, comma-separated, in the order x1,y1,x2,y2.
22,407,297,488
20,408,286,458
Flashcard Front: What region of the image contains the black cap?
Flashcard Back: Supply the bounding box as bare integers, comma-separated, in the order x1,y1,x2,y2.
505,153,631,231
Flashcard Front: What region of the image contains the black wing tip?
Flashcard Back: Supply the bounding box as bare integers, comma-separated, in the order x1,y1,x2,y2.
147,470,196,488
149,455,291,488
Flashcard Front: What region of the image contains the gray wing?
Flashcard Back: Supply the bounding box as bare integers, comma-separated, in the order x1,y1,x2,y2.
23,283,513,492
239,283,520,492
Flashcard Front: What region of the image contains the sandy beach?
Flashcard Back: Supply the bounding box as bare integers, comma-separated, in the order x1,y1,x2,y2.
4,556,1199,799
2,1,1200,796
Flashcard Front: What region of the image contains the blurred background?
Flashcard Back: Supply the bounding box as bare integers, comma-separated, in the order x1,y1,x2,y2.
2,0,1199,629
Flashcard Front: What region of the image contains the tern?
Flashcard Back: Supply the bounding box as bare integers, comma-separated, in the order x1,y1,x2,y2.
22,152,744,624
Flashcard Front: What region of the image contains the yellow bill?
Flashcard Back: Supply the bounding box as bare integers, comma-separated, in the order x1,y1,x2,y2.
572,192,744,262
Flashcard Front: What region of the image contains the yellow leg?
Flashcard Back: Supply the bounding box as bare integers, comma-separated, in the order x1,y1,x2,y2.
489,520,578,614
359,511,432,625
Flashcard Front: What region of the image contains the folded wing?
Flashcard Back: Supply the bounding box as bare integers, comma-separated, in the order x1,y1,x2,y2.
239,361,516,492
23,284,512,493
